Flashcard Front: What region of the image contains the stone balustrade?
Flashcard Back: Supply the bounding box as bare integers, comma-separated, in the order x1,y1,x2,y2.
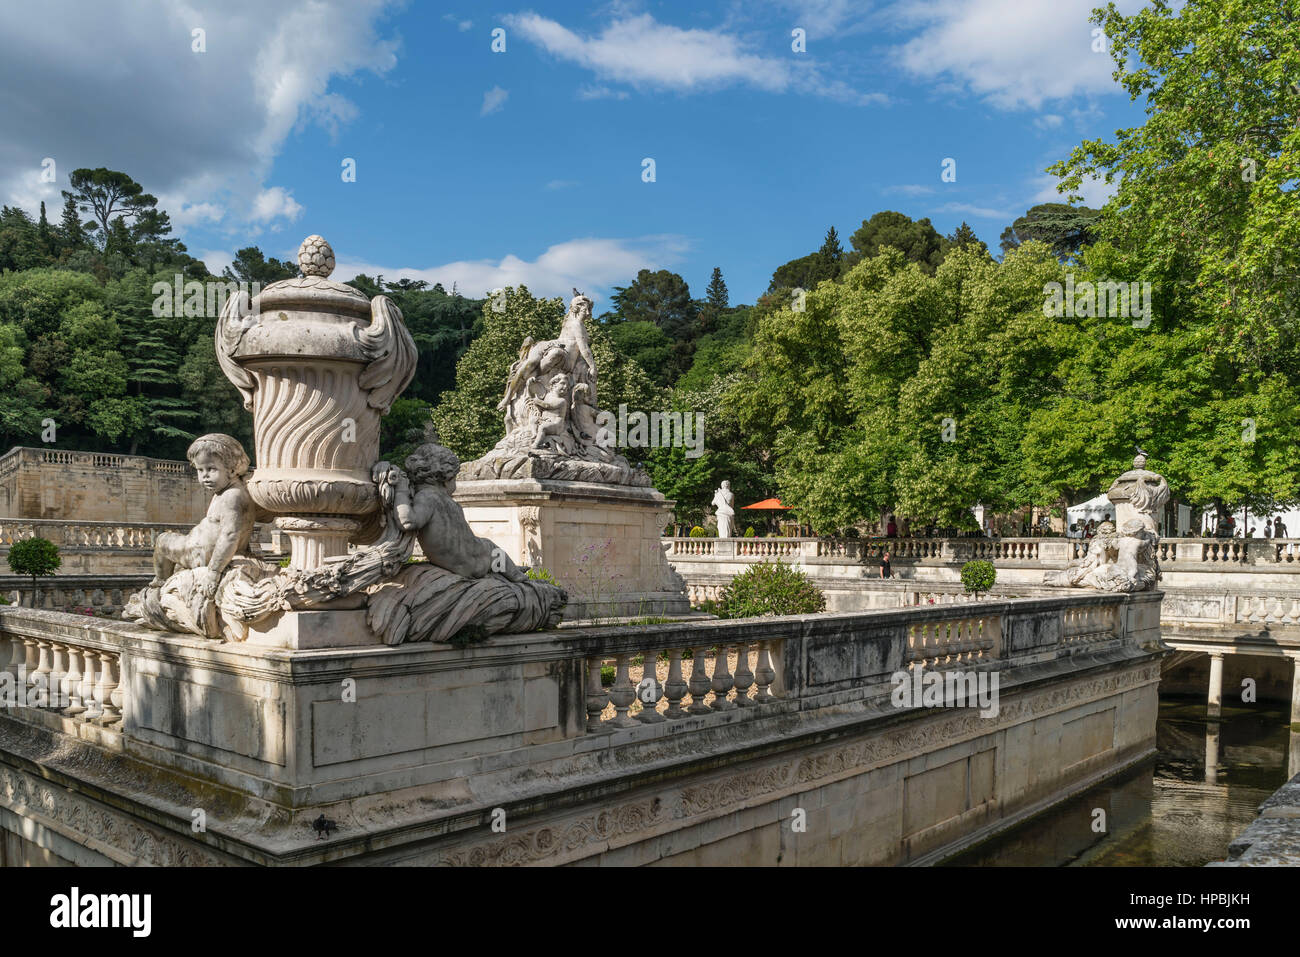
0,587,1161,866
0,519,281,577
0,518,191,549
2,626,123,727
576,590,1145,735
582,637,780,731
667,535,1300,570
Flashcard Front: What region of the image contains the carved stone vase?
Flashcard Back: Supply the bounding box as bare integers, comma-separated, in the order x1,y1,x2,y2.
215,235,416,570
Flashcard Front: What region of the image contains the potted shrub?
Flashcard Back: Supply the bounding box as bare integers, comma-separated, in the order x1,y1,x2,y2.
7,537,61,609
960,559,996,600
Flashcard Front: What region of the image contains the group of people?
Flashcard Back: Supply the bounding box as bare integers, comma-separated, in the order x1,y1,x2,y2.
1066,518,1114,540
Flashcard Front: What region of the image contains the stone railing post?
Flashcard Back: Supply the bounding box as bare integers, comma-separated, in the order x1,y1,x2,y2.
714,539,736,559
1037,540,1072,565
1247,540,1277,565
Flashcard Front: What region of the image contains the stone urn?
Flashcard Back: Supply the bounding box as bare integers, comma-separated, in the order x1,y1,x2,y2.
215,235,416,569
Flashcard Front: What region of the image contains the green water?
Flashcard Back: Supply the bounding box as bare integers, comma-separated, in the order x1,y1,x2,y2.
946,697,1297,866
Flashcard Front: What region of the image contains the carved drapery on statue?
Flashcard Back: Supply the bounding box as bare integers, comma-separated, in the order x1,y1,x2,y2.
458,291,650,486
1046,451,1170,593
124,236,566,645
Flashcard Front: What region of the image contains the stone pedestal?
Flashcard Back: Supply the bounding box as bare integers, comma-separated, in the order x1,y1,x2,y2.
245,606,380,651
453,477,689,619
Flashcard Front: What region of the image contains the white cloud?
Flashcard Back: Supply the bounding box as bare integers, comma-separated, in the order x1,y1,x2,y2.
250,187,304,225
765,1,875,37
481,86,509,115
442,13,473,31
331,235,690,301
1032,173,1116,209
883,184,935,196
1034,114,1064,130
162,199,226,230
545,179,579,190
0,0,399,231
936,201,1015,219
577,84,630,101
198,249,236,275
892,0,1143,109
506,12,885,104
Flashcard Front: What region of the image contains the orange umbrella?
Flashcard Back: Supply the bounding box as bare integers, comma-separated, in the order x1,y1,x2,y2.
741,498,789,510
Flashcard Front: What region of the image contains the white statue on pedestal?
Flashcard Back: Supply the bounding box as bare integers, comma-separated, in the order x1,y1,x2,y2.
713,481,735,538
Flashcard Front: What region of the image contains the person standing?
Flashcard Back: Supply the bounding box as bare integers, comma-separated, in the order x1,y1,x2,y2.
880,550,892,579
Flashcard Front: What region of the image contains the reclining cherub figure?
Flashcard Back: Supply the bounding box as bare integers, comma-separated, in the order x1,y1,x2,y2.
378,442,529,582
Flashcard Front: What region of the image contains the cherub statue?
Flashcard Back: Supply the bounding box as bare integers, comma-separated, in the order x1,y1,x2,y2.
150,434,256,602
1045,521,1119,588
380,443,528,582
527,373,572,450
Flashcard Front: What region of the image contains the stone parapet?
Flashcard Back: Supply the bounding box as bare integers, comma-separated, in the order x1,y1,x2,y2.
0,590,1161,865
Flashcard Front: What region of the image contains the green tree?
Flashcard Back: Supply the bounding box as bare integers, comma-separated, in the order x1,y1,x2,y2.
998,203,1099,260
705,267,729,310
847,211,949,274
61,168,160,249
607,321,675,387
7,537,61,608
58,195,87,252
947,221,989,256
224,246,297,284
607,269,701,378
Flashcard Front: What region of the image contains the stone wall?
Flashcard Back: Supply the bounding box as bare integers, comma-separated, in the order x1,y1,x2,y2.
0,447,208,523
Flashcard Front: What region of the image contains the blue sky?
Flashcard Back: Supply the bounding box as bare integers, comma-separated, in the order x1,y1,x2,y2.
1,0,1146,306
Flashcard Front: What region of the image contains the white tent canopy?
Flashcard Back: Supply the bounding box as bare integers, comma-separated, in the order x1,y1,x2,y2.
1066,494,1115,526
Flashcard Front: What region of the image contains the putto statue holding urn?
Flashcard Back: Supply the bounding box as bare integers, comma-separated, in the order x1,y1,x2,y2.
124,236,566,648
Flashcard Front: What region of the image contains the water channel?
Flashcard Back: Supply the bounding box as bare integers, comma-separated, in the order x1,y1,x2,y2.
946,696,1297,866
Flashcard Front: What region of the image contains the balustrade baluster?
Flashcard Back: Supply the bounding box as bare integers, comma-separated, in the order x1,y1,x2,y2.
663,649,688,719
754,641,776,702
634,651,665,724
48,642,67,709
585,658,608,732
31,639,51,704
97,653,120,725
82,654,103,721
63,647,85,715
608,654,637,728
687,646,712,714
710,644,735,710
5,635,23,685
733,641,755,706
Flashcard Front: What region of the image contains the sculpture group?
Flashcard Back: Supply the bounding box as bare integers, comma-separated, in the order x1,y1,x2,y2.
1045,452,1169,593
124,236,567,644
458,291,649,486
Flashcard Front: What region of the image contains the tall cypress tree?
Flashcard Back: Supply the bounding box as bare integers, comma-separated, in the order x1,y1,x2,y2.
705,267,729,310
58,196,86,251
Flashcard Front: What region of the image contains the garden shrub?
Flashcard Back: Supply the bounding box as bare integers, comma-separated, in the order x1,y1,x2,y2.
961,560,997,598
718,561,826,619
